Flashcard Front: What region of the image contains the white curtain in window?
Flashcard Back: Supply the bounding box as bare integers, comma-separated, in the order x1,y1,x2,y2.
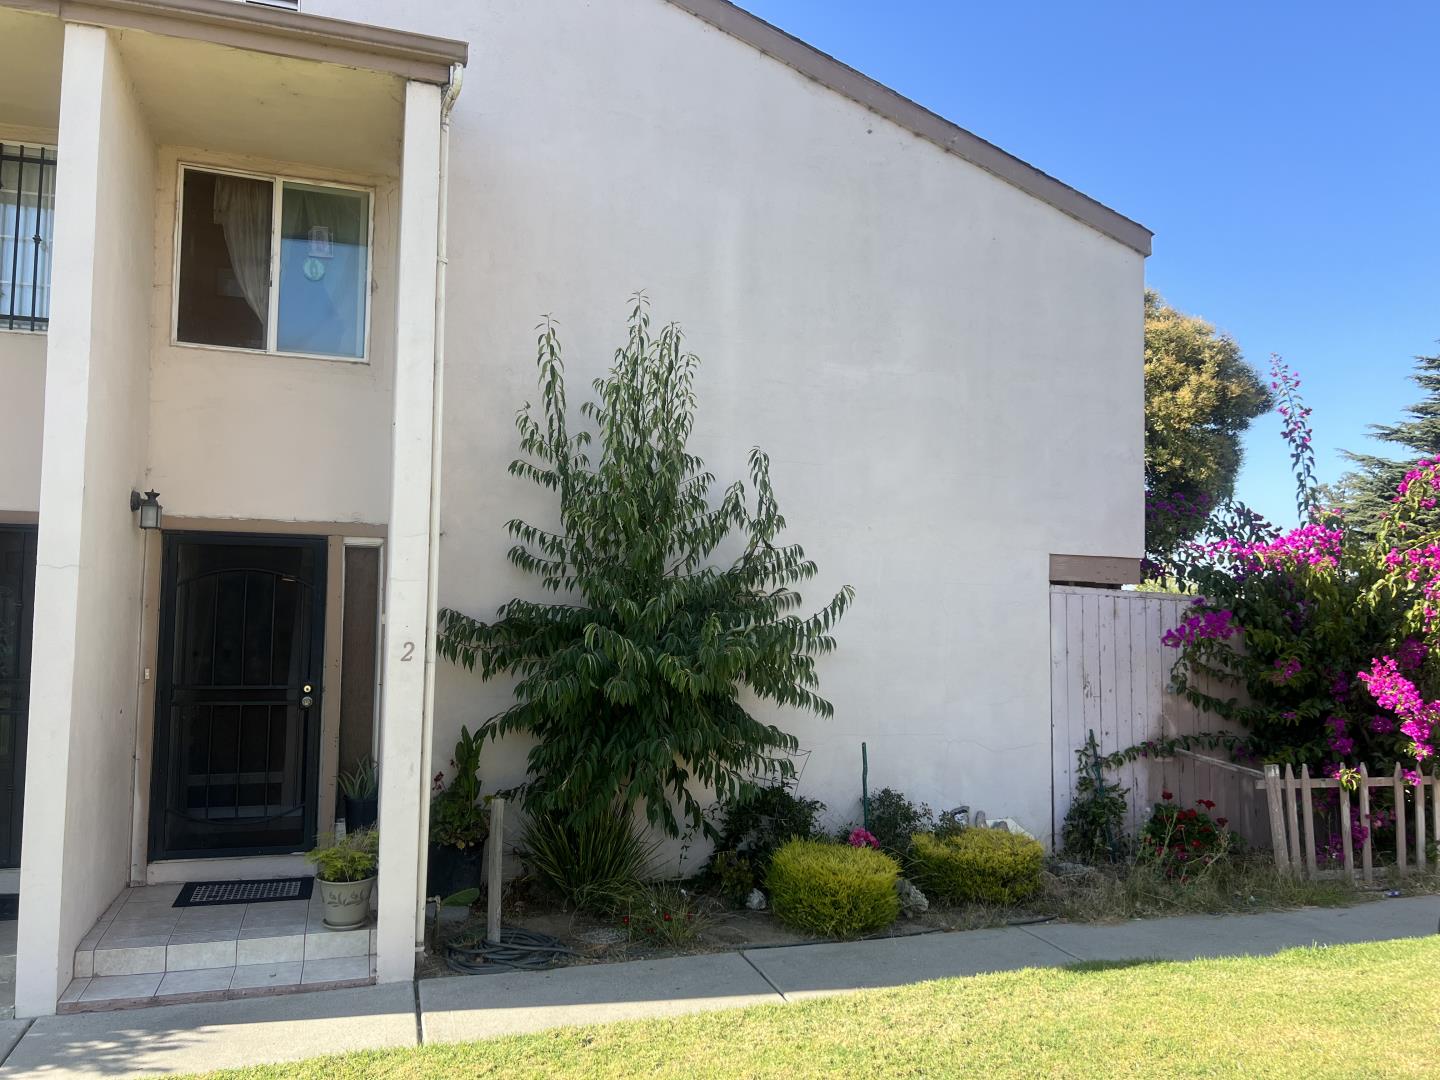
212,176,271,324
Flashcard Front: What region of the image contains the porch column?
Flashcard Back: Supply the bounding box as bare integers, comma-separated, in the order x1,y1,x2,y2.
15,23,154,1018
375,80,444,984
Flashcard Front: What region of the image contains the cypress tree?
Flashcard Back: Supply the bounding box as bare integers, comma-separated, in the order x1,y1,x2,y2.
1338,349,1440,536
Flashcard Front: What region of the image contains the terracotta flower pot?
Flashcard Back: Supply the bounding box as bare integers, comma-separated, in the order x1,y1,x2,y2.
317,876,375,930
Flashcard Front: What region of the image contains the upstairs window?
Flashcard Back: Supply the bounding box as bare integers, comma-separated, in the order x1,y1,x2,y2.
0,142,56,333
174,166,371,361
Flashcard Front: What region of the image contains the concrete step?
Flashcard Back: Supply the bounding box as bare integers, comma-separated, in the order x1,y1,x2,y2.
62,885,376,1012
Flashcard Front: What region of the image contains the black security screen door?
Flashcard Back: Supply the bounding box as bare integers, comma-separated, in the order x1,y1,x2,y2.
151,535,326,860
0,526,36,869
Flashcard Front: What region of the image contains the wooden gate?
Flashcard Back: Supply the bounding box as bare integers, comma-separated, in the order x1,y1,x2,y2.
1049,586,1265,848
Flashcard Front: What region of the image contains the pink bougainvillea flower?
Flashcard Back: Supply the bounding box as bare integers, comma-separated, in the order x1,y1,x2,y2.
1162,609,1240,649
847,827,880,850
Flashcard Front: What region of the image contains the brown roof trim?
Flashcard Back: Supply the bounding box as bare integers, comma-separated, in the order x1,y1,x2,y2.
9,0,467,84
665,0,1152,256
1049,554,1142,587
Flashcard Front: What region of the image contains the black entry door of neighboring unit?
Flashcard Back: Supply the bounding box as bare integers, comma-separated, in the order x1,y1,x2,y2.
0,526,36,870
151,535,326,860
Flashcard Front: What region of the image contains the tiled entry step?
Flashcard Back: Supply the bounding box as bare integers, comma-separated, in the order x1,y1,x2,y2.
63,883,375,1012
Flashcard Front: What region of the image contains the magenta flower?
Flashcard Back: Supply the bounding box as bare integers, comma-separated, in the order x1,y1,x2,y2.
1162,609,1239,649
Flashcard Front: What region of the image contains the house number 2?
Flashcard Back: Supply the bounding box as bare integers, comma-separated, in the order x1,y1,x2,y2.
401,642,415,661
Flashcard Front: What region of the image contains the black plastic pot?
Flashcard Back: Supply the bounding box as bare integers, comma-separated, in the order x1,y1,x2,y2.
344,794,378,831
427,842,484,899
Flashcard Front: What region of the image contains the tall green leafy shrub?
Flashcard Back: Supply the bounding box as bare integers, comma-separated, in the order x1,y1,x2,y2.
438,297,853,837
712,780,826,877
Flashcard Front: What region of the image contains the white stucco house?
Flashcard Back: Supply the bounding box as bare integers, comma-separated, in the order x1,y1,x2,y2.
0,0,1148,1018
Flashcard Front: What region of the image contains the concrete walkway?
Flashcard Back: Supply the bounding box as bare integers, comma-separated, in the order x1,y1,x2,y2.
2,896,1435,1078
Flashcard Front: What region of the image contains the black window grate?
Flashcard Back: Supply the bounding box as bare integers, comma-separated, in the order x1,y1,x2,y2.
0,143,56,332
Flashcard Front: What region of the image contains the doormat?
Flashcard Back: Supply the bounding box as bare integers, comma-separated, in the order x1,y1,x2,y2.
0,894,16,921
173,877,314,908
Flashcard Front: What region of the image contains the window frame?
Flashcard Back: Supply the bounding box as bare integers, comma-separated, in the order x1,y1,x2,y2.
0,139,57,335
170,161,375,364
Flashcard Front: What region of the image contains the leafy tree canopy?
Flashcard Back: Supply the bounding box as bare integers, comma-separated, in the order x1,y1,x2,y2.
1145,291,1272,560
437,296,852,838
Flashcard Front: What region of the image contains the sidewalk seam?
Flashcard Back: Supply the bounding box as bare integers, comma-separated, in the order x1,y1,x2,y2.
738,950,789,1003
1015,924,1084,962
412,979,424,1045
0,1019,33,1069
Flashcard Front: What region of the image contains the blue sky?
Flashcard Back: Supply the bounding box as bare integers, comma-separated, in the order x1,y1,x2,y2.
740,0,1440,528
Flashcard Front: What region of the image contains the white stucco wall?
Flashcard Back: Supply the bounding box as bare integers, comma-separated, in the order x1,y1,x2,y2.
145,150,399,525
308,0,1145,851
0,331,44,512
17,25,155,1016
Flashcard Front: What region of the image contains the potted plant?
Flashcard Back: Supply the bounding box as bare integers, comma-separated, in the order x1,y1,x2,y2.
339,756,379,830
427,725,489,898
306,828,378,930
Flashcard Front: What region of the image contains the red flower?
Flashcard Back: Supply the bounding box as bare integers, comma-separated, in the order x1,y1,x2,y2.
1216,817,1229,827
621,916,630,925
1198,799,1216,810
663,913,672,922
1162,790,1174,801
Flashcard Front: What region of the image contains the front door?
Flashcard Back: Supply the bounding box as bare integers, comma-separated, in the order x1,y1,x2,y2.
150,534,326,860
0,526,36,869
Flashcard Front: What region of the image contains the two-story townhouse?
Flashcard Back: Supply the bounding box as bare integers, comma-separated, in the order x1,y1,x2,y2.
0,0,1147,1018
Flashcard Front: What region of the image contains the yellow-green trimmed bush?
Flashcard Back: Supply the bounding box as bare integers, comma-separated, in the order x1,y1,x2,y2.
910,829,1043,905
765,839,900,939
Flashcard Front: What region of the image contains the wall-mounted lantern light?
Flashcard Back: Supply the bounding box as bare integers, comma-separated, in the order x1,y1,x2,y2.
130,489,162,530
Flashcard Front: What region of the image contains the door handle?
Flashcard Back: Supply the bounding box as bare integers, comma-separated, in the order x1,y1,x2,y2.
300,694,314,708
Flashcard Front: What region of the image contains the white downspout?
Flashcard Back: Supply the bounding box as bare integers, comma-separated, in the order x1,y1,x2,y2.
415,61,464,945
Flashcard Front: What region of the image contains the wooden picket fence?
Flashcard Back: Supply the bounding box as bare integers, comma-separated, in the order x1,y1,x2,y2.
1260,762,1439,882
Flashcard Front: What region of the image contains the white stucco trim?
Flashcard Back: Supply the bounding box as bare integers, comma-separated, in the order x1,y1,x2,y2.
373,79,443,985
16,22,154,1017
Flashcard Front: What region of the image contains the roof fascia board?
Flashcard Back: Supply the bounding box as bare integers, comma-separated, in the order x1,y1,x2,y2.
665,0,1152,256
7,0,467,84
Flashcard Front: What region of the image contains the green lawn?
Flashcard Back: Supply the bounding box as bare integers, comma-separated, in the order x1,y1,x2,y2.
191,938,1440,1079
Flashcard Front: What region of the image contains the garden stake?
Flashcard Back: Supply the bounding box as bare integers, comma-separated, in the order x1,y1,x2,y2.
487,796,505,944
861,742,870,831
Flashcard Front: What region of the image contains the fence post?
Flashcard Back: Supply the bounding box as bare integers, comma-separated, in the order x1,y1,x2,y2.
1338,777,1355,881
1264,764,1288,873
1300,764,1317,879
1414,771,1426,871
1432,771,1440,860
1359,764,1373,883
1394,764,1408,875
1284,763,1302,875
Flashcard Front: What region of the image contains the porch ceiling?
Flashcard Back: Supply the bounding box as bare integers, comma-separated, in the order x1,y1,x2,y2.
0,8,63,132
113,26,406,176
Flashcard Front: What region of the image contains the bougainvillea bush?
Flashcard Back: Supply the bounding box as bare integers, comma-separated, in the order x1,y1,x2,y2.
1161,359,1440,778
